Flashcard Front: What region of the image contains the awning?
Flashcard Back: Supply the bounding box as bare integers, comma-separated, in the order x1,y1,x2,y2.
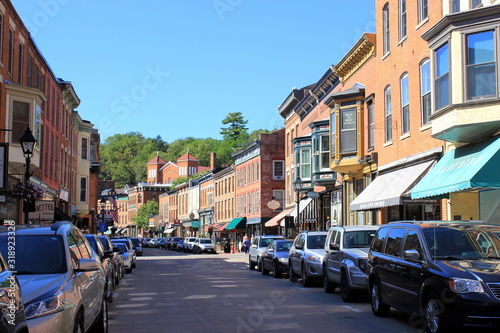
289,198,312,218
350,160,435,210
54,207,72,221
192,221,200,228
265,208,293,227
215,222,229,231
225,217,246,230
165,228,175,234
411,136,500,199
246,218,262,225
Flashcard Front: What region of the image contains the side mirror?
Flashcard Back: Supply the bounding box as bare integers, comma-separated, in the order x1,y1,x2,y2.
404,249,421,262
268,248,274,253
75,258,100,272
295,244,303,250
103,250,114,259
330,242,340,251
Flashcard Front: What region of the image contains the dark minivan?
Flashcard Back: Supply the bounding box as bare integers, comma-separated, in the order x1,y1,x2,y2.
368,221,500,333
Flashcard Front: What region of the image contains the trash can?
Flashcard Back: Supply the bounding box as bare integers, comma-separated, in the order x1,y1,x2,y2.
224,242,231,253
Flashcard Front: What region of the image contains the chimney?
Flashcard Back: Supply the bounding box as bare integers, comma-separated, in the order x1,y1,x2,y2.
210,152,217,170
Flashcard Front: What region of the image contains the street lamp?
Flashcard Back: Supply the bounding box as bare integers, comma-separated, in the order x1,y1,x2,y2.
99,197,106,235
19,127,37,224
292,176,303,236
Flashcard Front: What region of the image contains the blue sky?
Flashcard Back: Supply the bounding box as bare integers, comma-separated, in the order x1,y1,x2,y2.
11,0,375,143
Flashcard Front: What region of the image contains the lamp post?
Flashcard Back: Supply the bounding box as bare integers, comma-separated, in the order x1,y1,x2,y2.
292,176,303,236
19,127,37,225
99,197,106,235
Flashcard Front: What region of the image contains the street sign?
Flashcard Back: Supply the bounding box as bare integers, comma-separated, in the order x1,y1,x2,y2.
98,222,107,232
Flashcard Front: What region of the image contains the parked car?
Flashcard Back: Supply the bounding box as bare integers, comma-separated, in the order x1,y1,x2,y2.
129,237,143,256
146,238,157,248
368,221,500,333
158,238,168,249
111,238,136,270
182,237,197,253
98,235,124,285
0,251,29,333
141,238,151,247
176,239,185,251
249,235,285,271
0,222,107,333
85,234,115,303
322,225,379,301
169,237,184,251
113,242,134,274
261,239,294,278
289,230,327,287
192,238,217,254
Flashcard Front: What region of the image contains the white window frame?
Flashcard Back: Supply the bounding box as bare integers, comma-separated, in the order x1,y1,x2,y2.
273,160,285,180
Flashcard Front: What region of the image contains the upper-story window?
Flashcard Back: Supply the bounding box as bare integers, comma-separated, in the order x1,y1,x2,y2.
319,134,330,169
79,177,87,202
330,113,336,157
300,149,311,179
435,43,450,110
420,58,432,125
466,30,496,100
367,100,375,149
8,29,13,75
383,4,390,55
400,73,410,134
471,0,482,8
399,0,407,40
273,160,284,180
340,108,357,154
81,137,88,160
418,0,428,23
384,86,393,142
12,101,30,142
451,0,460,13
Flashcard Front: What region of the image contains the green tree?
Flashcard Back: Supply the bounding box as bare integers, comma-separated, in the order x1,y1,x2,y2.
132,199,159,230
220,112,249,150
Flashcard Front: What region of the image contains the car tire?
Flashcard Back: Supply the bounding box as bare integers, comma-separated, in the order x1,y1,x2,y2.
301,263,312,287
257,257,262,272
424,292,447,333
289,262,298,282
340,271,356,302
272,262,282,278
322,267,335,293
370,281,390,317
73,310,84,333
91,298,108,333
261,262,269,275
249,256,256,270
126,268,132,274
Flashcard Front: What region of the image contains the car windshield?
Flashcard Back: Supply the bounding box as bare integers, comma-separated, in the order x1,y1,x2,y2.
200,239,212,244
344,230,377,248
306,235,326,249
423,224,500,259
260,238,281,247
112,241,130,250
98,237,111,250
276,241,293,252
0,235,67,274
115,243,129,252
131,238,141,246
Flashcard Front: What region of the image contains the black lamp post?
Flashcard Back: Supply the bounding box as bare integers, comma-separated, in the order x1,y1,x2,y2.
99,198,106,235
292,176,303,236
19,127,37,225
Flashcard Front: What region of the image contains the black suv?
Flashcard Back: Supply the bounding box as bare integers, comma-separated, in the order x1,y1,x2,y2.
368,221,500,333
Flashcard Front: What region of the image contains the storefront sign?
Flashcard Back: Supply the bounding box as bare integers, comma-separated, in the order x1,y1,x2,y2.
267,200,280,210
29,200,55,220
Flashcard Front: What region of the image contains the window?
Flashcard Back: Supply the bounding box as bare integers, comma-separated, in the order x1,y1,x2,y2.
367,101,374,148
12,101,30,142
81,137,88,160
399,0,407,40
435,43,450,110
17,43,23,84
273,190,284,212
466,30,495,100
330,113,336,156
420,58,432,125
80,177,87,202
0,15,3,63
400,73,410,134
451,0,460,12
418,0,428,23
384,86,393,142
273,161,284,180
383,4,390,55
403,229,422,257
385,228,406,256
8,30,13,74
300,149,311,179
471,0,482,8
319,135,330,169
340,108,357,153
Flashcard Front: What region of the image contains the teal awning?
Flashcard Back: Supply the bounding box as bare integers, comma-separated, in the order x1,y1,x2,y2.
411,136,500,199
192,221,200,228
225,217,246,230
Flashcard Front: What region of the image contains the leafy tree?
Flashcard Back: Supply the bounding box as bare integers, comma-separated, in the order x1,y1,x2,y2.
132,199,159,230
220,112,249,150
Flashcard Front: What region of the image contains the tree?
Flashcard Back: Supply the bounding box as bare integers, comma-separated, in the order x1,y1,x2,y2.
220,112,249,150
132,199,159,230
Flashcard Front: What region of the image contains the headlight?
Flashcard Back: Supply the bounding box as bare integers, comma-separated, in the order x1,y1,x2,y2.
449,278,484,293
25,291,65,319
306,254,321,263
278,257,288,263
358,259,369,273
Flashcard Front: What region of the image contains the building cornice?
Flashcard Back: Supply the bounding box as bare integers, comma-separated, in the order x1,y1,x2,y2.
333,33,376,84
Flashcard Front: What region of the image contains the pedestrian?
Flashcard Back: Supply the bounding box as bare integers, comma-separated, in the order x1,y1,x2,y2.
243,237,251,254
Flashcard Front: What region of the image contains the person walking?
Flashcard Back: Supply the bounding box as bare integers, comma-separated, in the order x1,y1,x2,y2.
242,237,251,254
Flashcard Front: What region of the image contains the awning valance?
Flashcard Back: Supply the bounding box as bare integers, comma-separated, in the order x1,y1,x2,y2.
225,217,246,230
350,160,435,211
265,208,293,227
289,198,312,218
411,136,500,199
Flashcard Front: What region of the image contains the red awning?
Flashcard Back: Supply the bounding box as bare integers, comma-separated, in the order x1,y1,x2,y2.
265,208,293,227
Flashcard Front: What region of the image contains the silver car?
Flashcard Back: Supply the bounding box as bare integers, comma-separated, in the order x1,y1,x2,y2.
248,235,285,271
289,231,327,287
0,222,107,333
322,225,379,301
192,238,217,254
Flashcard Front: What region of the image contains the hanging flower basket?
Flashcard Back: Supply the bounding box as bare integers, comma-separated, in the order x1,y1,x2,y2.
10,183,45,202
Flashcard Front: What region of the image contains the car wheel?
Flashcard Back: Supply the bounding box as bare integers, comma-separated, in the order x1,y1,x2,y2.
73,310,84,333
322,267,335,293
261,261,269,275
424,292,447,333
301,263,312,287
91,298,108,333
272,262,282,278
289,262,298,282
370,281,390,317
340,271,356,302
126,267,132,274
105,279,114,303
257,257,262,272
249,256,256,270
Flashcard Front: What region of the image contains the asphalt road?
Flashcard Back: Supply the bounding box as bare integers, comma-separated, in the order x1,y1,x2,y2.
108,247,422,333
